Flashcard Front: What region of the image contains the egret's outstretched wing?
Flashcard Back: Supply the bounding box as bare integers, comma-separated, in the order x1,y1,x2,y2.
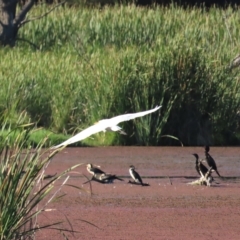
109,105,161,125
51,105,161,149
51,122,106,149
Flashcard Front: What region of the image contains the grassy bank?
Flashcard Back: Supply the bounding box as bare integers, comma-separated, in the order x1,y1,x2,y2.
1,4,240,146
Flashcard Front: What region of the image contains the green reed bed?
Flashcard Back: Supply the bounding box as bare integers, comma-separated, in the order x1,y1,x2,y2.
0,4,240,146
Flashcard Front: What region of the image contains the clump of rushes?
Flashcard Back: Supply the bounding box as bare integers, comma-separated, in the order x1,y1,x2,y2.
0,121,83,239
1,5,240,145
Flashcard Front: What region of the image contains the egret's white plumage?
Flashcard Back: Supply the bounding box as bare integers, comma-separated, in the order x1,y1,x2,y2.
51,106,161,149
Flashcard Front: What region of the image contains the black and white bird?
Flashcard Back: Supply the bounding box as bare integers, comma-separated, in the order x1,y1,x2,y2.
86,163,106,175
192,153,209,177
204,146,221,177
129,165,144,186
192,154,214,186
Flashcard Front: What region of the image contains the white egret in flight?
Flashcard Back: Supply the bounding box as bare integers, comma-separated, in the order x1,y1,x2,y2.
51,105,161,149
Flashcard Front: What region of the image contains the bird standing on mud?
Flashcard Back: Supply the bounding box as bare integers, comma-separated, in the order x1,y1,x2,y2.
204,146,221,177
129,165,144,186
192,153,209,177
192,153,213,186
51,106,161,149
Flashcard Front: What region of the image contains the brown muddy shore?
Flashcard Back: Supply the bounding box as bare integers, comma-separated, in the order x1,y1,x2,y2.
36,147,240,240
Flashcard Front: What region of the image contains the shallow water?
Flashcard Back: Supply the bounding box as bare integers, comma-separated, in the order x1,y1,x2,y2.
36,146,240,240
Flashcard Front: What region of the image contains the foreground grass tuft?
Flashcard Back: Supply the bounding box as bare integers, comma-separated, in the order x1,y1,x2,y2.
0,122,83,239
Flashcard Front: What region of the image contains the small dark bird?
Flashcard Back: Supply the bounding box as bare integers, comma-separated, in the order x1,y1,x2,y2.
129,165,144,186
192,154,214,186
204,146,221,177
192,153,209,177
86,163,106,175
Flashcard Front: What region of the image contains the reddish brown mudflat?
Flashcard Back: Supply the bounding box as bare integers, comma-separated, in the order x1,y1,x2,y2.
36,147,240,240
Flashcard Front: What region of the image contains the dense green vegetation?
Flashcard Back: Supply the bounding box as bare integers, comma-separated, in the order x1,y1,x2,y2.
1,4,240,146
